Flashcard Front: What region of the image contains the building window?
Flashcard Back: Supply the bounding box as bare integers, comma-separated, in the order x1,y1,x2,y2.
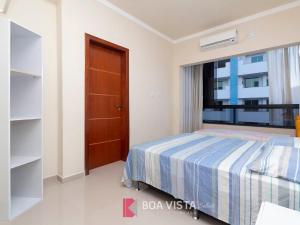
214,80,225,90
244,99,259,111
244,77,260,88
243,53,265,64
214,101,223,111
217,59,230,68
244,99,259,105
251,54,264,63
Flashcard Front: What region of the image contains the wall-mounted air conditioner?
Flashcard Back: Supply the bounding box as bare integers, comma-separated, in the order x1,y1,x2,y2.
200,29,237,49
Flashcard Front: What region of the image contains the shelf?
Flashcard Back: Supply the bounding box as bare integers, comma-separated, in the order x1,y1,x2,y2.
0,20,43,221
11,69,41,78
10,116,41,122
10,156,41,169
10,160,42,219
11,119,41,160
11,196,41,219
10,75,42,119
11,22,42,77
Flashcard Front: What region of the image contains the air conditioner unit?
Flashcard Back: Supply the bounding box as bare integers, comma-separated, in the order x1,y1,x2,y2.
200,29,237,49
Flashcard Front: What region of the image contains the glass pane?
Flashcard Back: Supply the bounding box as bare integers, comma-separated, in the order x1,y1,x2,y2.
203,106,298,128
203,108,234,124
236,108,269,125
235,107,298,127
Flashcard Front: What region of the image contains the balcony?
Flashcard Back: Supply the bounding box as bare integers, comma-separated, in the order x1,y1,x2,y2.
238,86,269,99
216,62,230,78
215,88,230,100
238,61,268,76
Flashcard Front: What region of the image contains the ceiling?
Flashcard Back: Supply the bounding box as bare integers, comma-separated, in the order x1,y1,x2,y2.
106,0,297,40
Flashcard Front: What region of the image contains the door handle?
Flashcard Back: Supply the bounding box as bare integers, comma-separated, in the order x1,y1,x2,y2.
115,105,123,111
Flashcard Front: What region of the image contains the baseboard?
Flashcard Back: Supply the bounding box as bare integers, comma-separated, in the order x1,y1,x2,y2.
43,175,58,184
56,172,85,183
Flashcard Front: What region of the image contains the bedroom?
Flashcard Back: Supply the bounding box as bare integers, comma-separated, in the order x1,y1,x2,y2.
0,0,300,225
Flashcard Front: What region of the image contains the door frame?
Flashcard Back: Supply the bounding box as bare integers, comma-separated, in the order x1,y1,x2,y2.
85,34,129,175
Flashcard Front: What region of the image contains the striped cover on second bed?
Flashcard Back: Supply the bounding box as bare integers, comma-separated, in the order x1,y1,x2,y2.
123,133,300,225
249,145,300,184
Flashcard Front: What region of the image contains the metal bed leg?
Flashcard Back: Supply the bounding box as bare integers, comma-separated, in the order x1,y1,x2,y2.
193,208,200,220
136,181,140,191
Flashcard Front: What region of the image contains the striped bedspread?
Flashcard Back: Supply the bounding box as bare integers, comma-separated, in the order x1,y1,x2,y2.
123,133,300,225
249,145,300,184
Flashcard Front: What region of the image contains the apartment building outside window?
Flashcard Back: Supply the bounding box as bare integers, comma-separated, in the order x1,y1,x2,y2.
211,53,269,107
202,46,300,128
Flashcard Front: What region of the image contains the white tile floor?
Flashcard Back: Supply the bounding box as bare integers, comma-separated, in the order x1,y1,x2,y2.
0,161,224,225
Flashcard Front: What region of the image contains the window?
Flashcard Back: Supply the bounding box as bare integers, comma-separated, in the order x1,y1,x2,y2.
244,99,259,112
244,77,260,88
244,99,259,105
251,54,264,63
243,53,265,64
214,80,225,90
217,59,230,68
202,45,300,128
214,100,223,111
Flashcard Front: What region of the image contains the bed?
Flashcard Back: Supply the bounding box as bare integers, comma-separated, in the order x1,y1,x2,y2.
123,130,300,225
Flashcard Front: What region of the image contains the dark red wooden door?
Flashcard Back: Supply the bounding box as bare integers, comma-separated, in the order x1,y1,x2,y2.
85,35,129,172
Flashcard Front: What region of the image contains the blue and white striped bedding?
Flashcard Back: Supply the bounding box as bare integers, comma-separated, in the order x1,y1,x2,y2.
249,144,300,184
123,133,300,225
267,136,300,147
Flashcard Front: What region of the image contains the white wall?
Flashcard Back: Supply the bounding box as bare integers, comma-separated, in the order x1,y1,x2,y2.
2,0,299,179
172,6,300,134
2,0,58,178
58,0,173,178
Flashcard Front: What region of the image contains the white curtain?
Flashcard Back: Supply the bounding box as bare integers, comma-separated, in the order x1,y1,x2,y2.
288,45,300,104
180,64,203,133
267,45,300,126
268,48,291,104
268,45,300,104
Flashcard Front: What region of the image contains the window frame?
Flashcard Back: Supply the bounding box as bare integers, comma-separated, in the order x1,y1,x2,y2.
203,104,299,129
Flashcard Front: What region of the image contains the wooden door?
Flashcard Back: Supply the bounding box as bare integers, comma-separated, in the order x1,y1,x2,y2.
85,34,129,174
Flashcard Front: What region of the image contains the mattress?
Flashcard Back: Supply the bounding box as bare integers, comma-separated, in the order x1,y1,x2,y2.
123,133,300,225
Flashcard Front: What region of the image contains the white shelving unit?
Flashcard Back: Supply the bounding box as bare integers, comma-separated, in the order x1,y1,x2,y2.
0,19,43,221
